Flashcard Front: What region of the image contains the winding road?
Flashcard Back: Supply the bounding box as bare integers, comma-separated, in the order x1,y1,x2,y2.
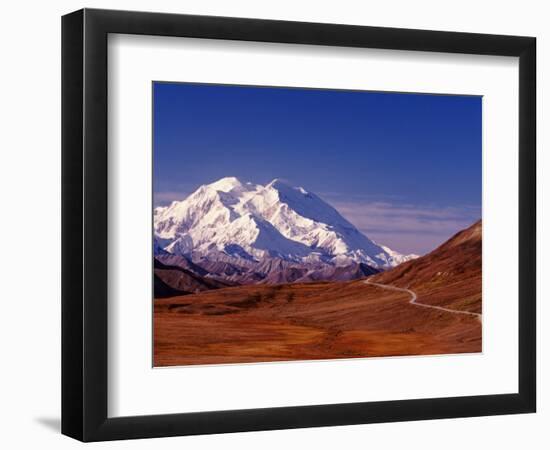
364,279,482,321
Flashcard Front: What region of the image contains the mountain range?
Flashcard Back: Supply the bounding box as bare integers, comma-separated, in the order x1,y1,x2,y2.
154,177,417,289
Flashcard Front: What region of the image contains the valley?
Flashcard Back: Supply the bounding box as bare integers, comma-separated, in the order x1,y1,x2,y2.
154,220,482,366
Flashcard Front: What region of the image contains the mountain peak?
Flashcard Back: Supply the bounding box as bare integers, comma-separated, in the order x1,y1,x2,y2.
154,176,411,268
266,178,312,199
266,178,295,189
208,176,244,192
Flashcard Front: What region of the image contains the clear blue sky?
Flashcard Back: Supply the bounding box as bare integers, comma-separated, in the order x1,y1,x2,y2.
153,82,481,255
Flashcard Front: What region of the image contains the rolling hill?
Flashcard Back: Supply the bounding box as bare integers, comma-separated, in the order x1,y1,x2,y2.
154,220,482,366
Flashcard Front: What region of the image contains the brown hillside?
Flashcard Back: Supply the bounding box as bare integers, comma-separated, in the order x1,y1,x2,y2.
371,220,481,314
154,221,482,366
154,258,229,296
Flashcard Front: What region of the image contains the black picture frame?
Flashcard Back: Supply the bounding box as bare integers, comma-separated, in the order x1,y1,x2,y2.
62,8,536,442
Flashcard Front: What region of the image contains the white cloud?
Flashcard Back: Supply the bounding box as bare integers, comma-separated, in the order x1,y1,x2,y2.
328,198,480,255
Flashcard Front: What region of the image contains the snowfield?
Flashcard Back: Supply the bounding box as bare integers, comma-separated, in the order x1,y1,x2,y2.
154,177,417,268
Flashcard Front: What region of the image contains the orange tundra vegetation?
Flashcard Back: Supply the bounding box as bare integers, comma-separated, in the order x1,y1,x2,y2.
154,221,481,366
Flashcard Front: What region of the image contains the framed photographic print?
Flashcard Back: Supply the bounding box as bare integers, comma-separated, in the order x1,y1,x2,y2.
62,8,536,441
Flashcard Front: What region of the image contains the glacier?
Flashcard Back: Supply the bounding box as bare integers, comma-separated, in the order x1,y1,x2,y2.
154,177,417,269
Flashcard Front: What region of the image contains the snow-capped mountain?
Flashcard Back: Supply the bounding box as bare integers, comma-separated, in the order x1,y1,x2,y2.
154,177,416,269
379,245,419,266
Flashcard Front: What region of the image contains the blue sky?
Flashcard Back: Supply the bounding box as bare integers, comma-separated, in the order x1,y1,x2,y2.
153,82,481,255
